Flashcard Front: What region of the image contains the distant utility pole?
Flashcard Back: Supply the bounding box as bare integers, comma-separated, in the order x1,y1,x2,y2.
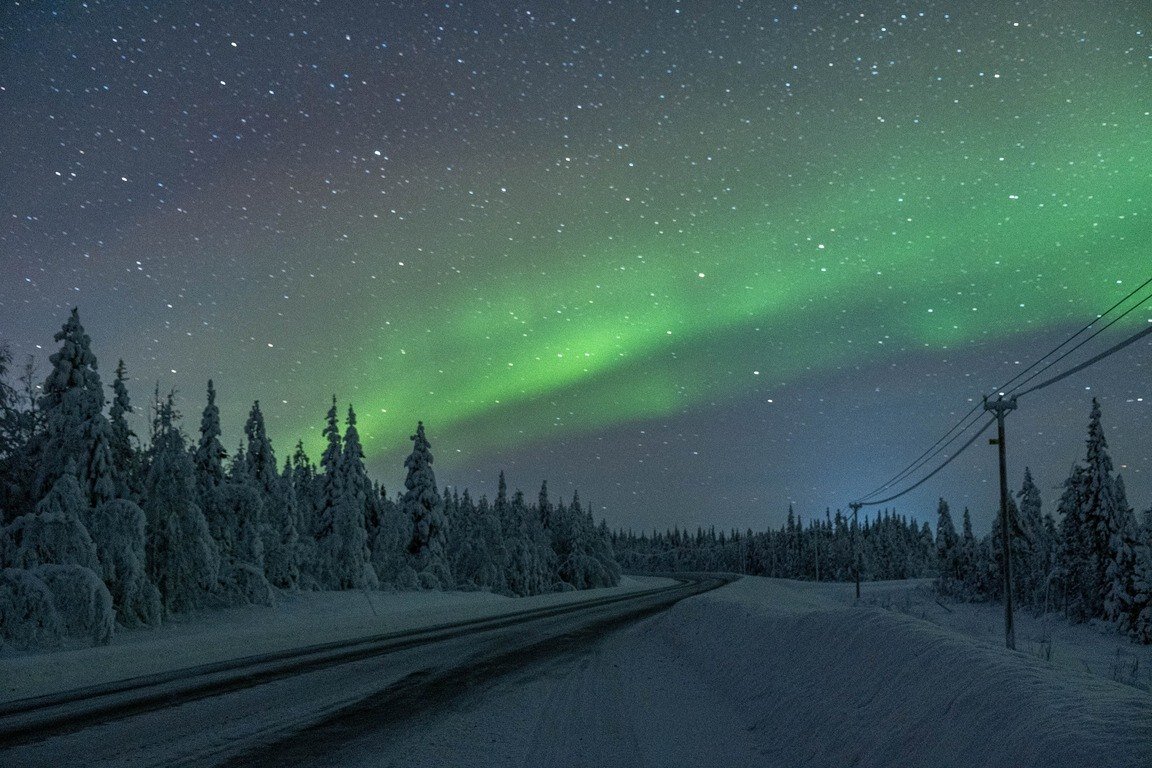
984,394,1018,651
849,502,862,600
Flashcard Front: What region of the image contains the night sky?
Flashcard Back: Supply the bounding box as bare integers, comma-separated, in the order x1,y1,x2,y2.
2,1,1149,535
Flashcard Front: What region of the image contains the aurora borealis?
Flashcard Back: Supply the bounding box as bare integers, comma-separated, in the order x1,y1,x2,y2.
2,1,1149,533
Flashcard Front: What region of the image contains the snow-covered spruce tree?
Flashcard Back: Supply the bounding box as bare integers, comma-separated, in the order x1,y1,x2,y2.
934,498,960,596
495,472,529,598
107,360,141,501
1015,467,1056,610
554,492,619,590
517,488,553,594
244,401,299,590
550,491,585,590
1056,463,1092,619
1,469,117,645
330,404,377,589
987,494,1032,605
538,480,553,529
1125,509,1152,643
958,507,980,599
0,567,62,649
34,564,115,645
442,487,470,586
313,396,338,564
1104,475,1140,630
594,516,622,587
0,344,32,524
5,468,99,571
451,489,504,592
315,402,376,590
403,421,452,589
193,380,228,534
287,441,320,588
142,395,220,614
371,485,417,588
215,476,275,606
33,308,113,512
1079,398,1126,620
89,498,161,626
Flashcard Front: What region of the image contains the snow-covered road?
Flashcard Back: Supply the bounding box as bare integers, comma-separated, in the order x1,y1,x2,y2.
5,576,1150,767
1,576,721,767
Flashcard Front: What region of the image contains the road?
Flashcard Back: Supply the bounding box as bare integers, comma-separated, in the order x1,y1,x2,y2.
1,575,725,767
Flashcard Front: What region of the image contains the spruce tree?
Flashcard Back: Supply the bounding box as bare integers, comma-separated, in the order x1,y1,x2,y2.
5,468,99,571
89,498,161,626
315,401,375,589
959,507,979,597
1057,464,1093,619
194,381,228,551
288,441,320,588
1104,475,1140,628
315,396,342,544
403,422,451,589
1016,467,1051,608
34,309,112,510
142,395,220,614
935,498,959,594
107,360,140,500
244,401,299,589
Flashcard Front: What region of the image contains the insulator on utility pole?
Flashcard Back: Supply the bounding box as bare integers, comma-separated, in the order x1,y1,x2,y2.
984,394,1018,651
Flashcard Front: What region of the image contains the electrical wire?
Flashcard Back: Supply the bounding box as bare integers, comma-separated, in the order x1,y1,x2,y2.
1005,291,1152,397
854,418,996,507
855,402,984,502
1016,321,1152,398
850,273,1151,509
995,274,1152,396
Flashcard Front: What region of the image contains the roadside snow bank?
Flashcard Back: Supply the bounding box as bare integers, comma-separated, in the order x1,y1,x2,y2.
662,577,1152,768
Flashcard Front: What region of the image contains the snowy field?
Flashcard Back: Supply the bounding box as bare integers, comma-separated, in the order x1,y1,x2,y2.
315,576,1152,768
0,575,674,704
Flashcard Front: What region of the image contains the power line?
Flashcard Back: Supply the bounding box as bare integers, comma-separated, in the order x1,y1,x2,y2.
995,274,1152,395
1006,293,1152,397
850,273,1151,509
855,403,984,502
1016,321,1152,398
854,417,996,507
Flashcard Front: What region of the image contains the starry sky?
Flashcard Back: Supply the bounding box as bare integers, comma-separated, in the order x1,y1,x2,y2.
1,0,1149,535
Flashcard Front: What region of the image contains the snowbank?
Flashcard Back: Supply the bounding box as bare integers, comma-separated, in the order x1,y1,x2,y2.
0,575,672,704
662,577,1152,768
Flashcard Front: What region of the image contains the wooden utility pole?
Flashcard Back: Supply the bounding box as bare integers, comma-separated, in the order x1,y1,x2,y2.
984,395,1018,651
849,502,863,600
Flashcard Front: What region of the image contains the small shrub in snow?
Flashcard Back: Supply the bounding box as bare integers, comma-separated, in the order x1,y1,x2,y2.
0,568,62,650
34,564,115,646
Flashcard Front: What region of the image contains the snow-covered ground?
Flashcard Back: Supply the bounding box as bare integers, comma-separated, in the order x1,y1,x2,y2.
317,576,1152,768
855,578,1152,692
0,575,673,704
6,576,1150,767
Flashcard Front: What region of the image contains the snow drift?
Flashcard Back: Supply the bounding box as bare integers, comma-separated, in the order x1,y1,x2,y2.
659,577,1151,768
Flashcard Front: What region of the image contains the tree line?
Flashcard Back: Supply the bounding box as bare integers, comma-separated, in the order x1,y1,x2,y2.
0,309,620,650
613,507,936,582
614,398,1152,644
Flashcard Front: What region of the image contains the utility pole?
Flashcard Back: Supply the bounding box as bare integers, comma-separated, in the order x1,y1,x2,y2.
984,394,1017,651
849,502,862,600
